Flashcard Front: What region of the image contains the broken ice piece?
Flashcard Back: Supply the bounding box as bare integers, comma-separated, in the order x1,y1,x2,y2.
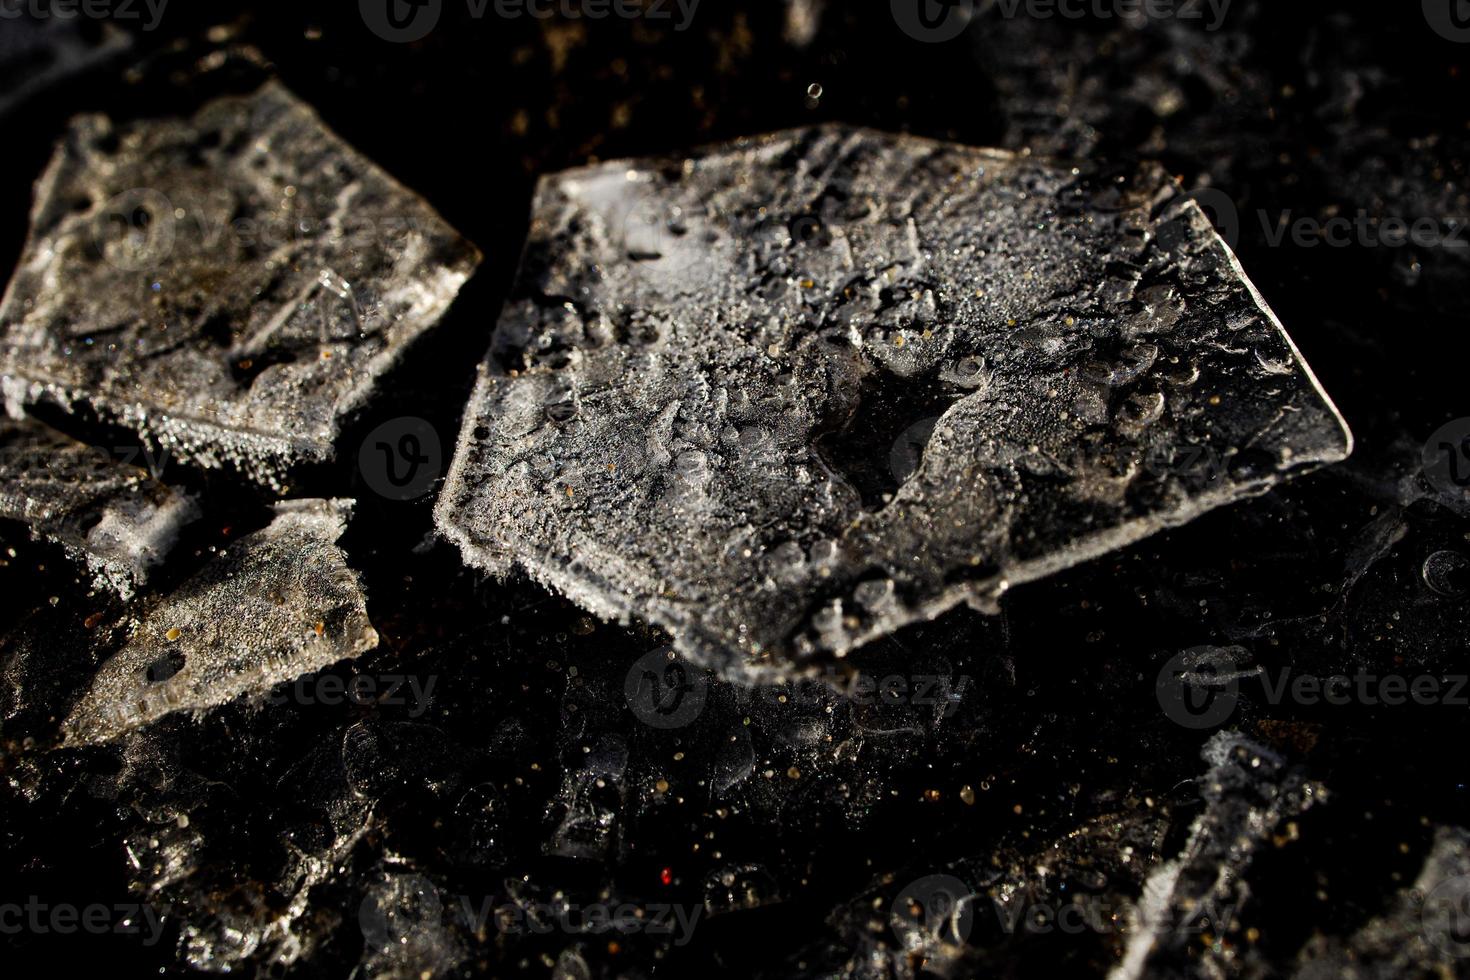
0,81,481,490
436,126,1351,680
1112,733,1320,979
61,498,378,746
0,413,196,598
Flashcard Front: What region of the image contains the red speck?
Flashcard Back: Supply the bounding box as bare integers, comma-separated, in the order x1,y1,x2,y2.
659,867,673,886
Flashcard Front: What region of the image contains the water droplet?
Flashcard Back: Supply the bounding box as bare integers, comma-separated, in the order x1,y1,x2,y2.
854,577,896,609
544,391,578,423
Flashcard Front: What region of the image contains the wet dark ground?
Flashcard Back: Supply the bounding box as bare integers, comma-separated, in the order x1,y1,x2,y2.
1,2,1468,977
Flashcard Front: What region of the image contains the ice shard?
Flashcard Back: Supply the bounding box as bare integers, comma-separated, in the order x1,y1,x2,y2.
62,498,377,746
436,126,1352,679
0,413,196,597
0,81,481,490
1111,734,1320,980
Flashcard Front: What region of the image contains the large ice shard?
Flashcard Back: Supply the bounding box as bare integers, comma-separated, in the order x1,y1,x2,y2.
0,81,481,489
62,498,377,746
0,413,196,597
436,126,1352,679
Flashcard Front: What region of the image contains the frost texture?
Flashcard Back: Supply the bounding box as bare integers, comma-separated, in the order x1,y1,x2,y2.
62,498,378,746
0,81,480,489
0,413,196,597
437,126,1352,679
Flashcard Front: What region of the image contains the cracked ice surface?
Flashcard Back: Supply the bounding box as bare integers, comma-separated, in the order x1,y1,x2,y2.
437,126,1352,679
0,413,196,598
0,81,480,490
62,498,377,746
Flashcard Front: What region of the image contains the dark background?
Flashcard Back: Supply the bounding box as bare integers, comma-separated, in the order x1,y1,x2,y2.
1,2,1467,976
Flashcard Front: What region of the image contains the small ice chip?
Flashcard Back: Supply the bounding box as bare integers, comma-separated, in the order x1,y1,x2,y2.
62,498,378,746
0,414,196,598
